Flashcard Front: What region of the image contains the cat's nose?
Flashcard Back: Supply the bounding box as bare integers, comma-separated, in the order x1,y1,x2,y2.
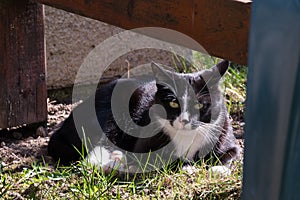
180,112,190,125
181,119,190,125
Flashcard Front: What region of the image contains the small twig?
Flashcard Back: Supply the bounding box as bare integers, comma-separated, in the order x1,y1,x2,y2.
125,59,130,78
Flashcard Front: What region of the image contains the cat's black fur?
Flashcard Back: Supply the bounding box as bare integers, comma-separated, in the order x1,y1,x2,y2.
48,60,239,170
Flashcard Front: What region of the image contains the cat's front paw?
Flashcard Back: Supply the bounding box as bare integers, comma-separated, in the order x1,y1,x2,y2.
87,147,128,174
182,165,198,175
102,150,127,174
209,165,231,177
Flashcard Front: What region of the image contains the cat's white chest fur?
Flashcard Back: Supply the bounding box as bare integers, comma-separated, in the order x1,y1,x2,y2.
171,130,204,159
159,118,219,160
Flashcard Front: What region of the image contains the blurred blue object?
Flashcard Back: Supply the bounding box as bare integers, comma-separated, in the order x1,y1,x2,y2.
243,0,300,200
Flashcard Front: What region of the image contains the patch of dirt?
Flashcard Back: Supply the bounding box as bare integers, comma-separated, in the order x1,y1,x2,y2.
0,99,80,171
0,97,245,172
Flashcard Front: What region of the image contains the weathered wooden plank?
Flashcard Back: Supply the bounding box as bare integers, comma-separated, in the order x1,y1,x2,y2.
0,1,47,128
35,0,251,65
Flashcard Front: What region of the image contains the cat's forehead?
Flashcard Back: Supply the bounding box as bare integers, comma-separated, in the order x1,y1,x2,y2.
173,73,208,95
152,64,215,97
152,61,227,93
156,77,207,104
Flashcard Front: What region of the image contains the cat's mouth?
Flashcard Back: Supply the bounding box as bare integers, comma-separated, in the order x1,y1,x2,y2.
176,124,192,130
172,119,193,131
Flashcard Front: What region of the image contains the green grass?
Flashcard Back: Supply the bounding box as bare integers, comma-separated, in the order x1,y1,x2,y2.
1,157,243,199
0,52,246,199
222,65,247,119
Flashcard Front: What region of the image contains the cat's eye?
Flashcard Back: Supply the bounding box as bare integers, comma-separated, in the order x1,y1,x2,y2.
169,101,179,108
194,103,204,109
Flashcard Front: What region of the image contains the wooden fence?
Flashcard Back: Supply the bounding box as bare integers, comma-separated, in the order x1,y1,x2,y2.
0,0,251,128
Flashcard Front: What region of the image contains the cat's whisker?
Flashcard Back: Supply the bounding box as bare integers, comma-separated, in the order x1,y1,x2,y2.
195,126,217,147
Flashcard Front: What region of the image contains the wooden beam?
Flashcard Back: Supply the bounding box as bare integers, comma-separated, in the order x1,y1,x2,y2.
0,1,47,128
35,0,251,65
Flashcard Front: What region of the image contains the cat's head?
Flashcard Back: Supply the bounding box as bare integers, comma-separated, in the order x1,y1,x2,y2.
151,60,229,131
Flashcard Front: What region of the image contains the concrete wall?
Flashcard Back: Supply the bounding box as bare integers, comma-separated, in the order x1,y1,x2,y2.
45,6,192,89
45,5,121,89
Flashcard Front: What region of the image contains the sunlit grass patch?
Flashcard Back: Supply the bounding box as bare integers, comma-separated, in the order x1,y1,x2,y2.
1,155,243,199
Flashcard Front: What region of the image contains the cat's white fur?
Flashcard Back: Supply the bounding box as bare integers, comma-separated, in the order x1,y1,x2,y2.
158,113,222,161
87,147,127,173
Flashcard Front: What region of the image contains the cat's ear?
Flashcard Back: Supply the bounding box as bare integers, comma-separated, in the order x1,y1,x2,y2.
151,62,174,83
199,60,229,85
214,60,229,77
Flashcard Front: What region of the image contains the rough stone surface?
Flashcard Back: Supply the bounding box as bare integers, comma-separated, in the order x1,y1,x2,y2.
45,5,121,89
45,6,192,89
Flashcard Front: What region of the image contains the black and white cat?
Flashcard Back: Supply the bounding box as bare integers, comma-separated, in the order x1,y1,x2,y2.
48,60,239,174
